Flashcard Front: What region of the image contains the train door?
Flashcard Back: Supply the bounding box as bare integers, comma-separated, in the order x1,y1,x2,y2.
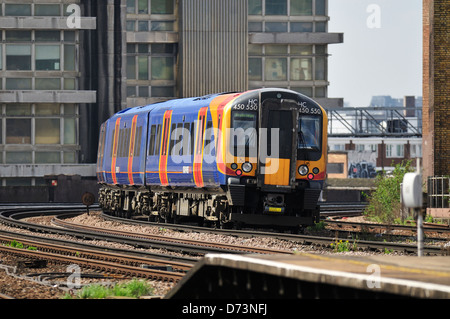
258,99,297,189
193,107,207,187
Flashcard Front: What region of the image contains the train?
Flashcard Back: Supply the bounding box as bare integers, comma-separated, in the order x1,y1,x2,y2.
96,88,328,230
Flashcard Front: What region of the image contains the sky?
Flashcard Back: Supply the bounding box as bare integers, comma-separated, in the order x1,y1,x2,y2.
327,0,423,107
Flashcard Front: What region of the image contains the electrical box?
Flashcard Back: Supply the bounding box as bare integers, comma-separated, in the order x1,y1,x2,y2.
402,172,423,208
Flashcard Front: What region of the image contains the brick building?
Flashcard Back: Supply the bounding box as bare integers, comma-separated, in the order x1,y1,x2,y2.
423,0,450,178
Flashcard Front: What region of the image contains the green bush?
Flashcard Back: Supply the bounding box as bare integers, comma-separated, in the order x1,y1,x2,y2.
364,161,414,224
64,278,154,299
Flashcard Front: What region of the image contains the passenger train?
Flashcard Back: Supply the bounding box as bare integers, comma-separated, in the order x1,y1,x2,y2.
96,88,327,230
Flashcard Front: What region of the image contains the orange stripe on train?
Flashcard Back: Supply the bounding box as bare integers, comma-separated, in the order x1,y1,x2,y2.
127,115,138,185
111,118,121,184
159,110,172,186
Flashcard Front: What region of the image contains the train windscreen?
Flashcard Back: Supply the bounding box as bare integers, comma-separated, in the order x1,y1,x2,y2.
231,111,257,157
298,116,321,151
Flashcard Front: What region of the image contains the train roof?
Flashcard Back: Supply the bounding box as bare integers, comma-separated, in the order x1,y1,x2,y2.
110,92,232,118
108,88,322,120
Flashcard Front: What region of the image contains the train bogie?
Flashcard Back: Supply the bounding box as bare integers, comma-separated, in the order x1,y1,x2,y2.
97,88,327,230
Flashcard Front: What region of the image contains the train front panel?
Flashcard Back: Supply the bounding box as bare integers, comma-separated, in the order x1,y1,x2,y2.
218,89,327,228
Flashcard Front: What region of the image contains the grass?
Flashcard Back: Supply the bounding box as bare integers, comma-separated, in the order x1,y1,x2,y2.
5,240,37,251
63,278,154,299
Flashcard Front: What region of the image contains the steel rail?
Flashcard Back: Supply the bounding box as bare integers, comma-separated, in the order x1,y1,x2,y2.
52,213,292,255
0,233,193,273
0,244,184,282
100,212,446,256
0,208,231,256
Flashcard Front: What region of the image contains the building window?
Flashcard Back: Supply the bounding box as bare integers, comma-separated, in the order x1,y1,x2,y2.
36,45,60,71
0,104,78,163
331,144,345,151
35,152,60,164
249,0,262,15
138,0,149,14
315,0,326,15
291,0,312,15
249,0,325,16
6,119,31,144
290,58,312,80
151,0,174,14
35,119,60,144
248,44,327,98
266,0,287,15
386,144,404,158
2,31,78,86
152,57,174,80
5,4,31,16
126,44,176,98
35,4,60,16
265,58,287,81
6,152,32,164
410,144,422,158
249,58,262,81
5,78,32,90
6,45,31,70
126,0,175,22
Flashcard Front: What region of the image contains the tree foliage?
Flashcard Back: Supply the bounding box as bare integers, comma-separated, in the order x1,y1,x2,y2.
364,161,413,224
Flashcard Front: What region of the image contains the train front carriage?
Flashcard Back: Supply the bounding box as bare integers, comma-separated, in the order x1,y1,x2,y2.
96,88,327,230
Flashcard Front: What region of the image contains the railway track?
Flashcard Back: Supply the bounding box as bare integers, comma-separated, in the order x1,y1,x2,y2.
101,206,450,256
0,206,291,285
52,213,292,255
2,204,449,277
100,211,448,256
0,242,185,283
0,208,195,283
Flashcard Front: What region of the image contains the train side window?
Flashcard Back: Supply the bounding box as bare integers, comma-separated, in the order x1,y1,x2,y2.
134,126,142,156
190,122,195,155
182,122,190,155
204,120,213,155
125,127,131,156
173,122,184,155
155,124,162,155
121,128,127,157
110,128,115,157
161,119,170,156
148,125,156,155
116,129,121,157
196,115,205,155
168,123,177,155
118,129,124,157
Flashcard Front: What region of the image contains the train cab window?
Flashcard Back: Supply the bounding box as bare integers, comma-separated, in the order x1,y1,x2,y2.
298,115,321,151
231,111,257,157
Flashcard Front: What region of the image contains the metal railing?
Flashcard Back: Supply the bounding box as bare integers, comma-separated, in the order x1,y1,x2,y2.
327,107,422,137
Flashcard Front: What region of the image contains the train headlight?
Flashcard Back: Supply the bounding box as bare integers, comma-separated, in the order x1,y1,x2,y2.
298,165,309,176
242,162,253,173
